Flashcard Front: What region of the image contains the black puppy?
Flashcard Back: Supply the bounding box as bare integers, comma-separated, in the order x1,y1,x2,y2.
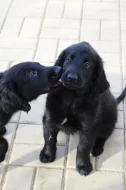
0,61,62,162
40,42,126,176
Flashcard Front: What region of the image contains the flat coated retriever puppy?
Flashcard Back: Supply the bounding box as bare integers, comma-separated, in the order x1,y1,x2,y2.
40,42,126,176
0,61,62,162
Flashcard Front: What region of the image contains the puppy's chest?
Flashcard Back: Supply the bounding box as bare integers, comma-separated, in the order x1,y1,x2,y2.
59,100,92,134
61,96,89,119
62,98,78,116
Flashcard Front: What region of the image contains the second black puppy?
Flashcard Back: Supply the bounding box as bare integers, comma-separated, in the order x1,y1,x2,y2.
0,62,62,162
40,42,126,176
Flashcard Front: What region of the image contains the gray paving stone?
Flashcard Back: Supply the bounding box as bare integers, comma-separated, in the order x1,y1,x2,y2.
96,129,124,171
2,166,34,190
9,144,66,168
15,124,67,145
65,170,124,190
34,168,63,190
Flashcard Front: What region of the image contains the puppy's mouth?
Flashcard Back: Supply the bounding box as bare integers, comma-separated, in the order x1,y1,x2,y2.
60,79,80,90
49,80,63,91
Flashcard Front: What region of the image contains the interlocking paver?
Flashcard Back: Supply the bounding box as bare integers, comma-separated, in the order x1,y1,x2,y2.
103,0,119,1
122,43,126,65
8,7,45,17
45,1,64,18
2,123,17,164
0,18,4,30
10,111,21,123
40,28,79,40
105,65,122,93
85,0,101,1
43,19,80,29
96,129,124,171
113,94,123,111
5,123,17,145
0,18,23,37
122,31,126,41
65,170,124,190
101,21,119,41
64,0,82,19
12,0,47,8
123,65,126,79
0,0,125,189
20,18,41,38
80,20,100,40
66,134,79,168
0,49,34,61
15,124,67,145
101,53,120,66
116,111,124,129
57,39,78,55
9,144,66,168
83,2,119,11
91,41,120,53
34,168,63,190
121,11,126,20
0,0,11,17
35,39,58,62
67,134,94,169
83,10,119,20
2,166,34,190
121,2,126,11
0,166,5,185
121,21,126,30
19,95,46,124
0,61,9,71
0,38,36,49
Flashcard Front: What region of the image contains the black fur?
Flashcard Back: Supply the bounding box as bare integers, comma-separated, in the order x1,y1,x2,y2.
0,61,62,162
116,87,126,104
40,42,126,176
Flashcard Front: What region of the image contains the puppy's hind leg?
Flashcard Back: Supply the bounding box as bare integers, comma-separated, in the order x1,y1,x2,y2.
0,137,8,162
91,124,115,157
91,137,107,157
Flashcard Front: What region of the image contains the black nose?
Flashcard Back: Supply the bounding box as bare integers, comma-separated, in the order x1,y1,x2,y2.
67,73,78,81
54,66,62,75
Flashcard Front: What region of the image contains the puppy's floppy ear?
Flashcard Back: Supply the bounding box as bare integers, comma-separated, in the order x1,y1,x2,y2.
0,81,31,114
82,42,109,94
94,54,109,94
55,50,65,67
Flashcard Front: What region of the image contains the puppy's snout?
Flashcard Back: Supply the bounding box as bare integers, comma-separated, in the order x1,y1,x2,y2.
67,73,78,82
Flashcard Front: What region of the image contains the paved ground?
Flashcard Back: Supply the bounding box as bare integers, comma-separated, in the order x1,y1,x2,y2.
0,0,126,189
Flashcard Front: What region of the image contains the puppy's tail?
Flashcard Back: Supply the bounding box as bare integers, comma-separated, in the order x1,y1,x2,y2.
116,87,126,104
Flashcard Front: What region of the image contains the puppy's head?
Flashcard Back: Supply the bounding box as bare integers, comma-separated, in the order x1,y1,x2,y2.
0,62,62,113
55,42,109,95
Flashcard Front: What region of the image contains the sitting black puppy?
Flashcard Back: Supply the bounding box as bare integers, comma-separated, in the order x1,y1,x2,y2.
0,61,62,162
40,42,126,176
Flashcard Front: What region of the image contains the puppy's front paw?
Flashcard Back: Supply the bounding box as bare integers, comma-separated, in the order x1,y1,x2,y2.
39,149,56,163
0,137,8,162
22,103,31,113
77,162,93,176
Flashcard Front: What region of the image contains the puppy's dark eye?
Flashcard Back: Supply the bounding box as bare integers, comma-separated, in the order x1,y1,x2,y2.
26,70,37,78
67,57,72,63
84,62,90,69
